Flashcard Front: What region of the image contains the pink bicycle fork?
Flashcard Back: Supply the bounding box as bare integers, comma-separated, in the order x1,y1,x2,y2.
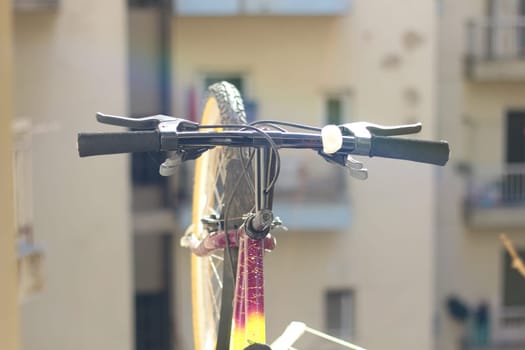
231,233,266,349
192,228,276,349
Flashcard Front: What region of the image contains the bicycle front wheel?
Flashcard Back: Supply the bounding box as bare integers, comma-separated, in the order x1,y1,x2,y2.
191,81,255,350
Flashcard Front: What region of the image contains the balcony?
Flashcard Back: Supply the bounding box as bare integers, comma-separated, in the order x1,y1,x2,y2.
272,150,350,231
174,0,351,16
465,163,525,229
463,342,525,350
14,0,58,11
466,17,525,81
175,151,350,232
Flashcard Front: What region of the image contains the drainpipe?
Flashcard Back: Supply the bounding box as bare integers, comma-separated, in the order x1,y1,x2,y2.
0,1,22,349
159,0,172,115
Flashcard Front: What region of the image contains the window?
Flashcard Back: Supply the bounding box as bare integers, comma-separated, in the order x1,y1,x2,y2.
129,0,161,7
325,92,351,125
325,289,355,340
134,234,173,350
205,75,244,96
503,111,525,203
326,97,343,125
506,111,525,164
502,248,525,326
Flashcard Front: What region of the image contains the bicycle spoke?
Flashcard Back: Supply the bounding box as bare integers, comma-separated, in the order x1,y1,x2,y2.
210,255,223,289
211,253,224,261
206,271,221,318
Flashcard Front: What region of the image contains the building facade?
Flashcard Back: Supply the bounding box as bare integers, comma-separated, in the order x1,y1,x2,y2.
171,1,437,349
437,1,525,349
11,0,525,350
13,1,133,350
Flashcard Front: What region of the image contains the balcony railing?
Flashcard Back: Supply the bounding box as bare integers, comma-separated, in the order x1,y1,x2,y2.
174,0,351,16
467,17,525,61
174,152,350,231
466,164,525,208
501,307,525,328
466,17,525,81
274,151,347,203
463,342,525,350
460,306,525,350
465,163,525,228
14,0,58,11
271,151,350,231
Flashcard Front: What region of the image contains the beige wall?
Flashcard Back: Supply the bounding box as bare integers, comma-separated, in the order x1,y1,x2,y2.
351,3,436,348
173,4,438,349
13,2,132,350
172,16,353,125
465,83,525,166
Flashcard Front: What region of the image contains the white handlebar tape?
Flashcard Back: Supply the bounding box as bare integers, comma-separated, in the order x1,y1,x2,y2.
321,125,343,154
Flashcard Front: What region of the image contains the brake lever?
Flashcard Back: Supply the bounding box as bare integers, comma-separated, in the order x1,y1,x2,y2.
318,151,369,180
338,121,422,156
159,147,210,176
96,112,199,132
341,121,422,137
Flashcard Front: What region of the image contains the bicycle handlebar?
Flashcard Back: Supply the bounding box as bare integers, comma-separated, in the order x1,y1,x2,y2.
78,130,160,157
370,136,448,166
78,128,449,166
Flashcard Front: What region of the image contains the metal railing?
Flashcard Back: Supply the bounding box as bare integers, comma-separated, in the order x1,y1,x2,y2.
14,0,58,11
501,306,525,327
467,17,525,61
274,151,347,204
463,342,525,350
459,307,525,350
174,0,350,16
465,163,525,209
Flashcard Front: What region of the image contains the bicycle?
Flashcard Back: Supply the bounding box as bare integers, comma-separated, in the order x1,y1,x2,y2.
77,81,449,350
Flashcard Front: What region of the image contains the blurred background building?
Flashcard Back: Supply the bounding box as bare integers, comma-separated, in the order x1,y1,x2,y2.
4,0,525,349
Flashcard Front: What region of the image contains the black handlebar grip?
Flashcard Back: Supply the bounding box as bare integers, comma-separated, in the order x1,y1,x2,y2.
370,136,449,166
77,131,160,157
